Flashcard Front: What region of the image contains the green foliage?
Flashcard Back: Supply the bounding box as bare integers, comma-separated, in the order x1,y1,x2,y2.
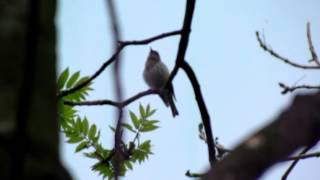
57,68,159,179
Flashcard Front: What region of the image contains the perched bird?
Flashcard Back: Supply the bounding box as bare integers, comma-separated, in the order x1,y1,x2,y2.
143,49,179,117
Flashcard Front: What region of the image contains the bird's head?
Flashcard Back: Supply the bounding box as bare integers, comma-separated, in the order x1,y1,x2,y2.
148,48,160,62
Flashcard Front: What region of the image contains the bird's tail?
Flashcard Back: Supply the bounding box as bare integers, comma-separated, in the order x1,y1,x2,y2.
160,89,179,117
168,96,179,117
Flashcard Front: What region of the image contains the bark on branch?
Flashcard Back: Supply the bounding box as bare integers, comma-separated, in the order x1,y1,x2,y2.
204,92,320,180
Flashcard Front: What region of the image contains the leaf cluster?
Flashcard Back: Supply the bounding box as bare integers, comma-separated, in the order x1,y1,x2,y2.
57,68,159,179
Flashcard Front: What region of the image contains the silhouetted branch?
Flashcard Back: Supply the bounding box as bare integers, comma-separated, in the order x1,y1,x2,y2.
204,92,320,180
283,151,320,161
105,0,123,179
256,31,320,70
166,0,196,85
306,22,320,66
182,61,217,166
186,170,205,178
162,0,217,166
279,82,320,94
64,89,159,108
119,30,182,46
281,145,313,180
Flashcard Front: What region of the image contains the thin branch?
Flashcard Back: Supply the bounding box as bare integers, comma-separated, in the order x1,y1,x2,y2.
182,61,217,166
64,89,159,108
57,47,123,98
57,30,181,99
119,30,182,46
279,82,320,94
306,22,320,66
163,0,217,166
283,151,320,161
256,31,320,69
185,170,205,178
281,145,313,180
166,0,196,85
106,0,123,179
11,0,39,179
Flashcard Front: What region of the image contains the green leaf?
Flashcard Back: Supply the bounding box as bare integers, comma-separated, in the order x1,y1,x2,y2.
147,109,157,117
146,104,150,115
93,130,101,144
144,120,159,125
122,123,136,133
140,124,159,132
89,124,97,140
92,162,113,179
60,118,72,130
139,104,145,117
62,105,77,119
82,117,89,135
130,111,140,129
131,140,152,163
57,68,69,90
84,152,100,159
109,125,116,133
75,141,88,152
139,140,152,154
125,160,133,170
67,71,80,88
67,136,83,144
75,76,90,86
75,117,82,132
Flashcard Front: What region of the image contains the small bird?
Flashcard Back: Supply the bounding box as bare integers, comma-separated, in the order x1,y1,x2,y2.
143,48,179,117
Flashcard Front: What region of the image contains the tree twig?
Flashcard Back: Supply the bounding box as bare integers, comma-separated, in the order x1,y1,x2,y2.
119,30,182,46
283,151,320,161
281,145,313,180
64,89,159,108
279,82,320,94
306,22,320,66
185,170,205,178
256,31,320,70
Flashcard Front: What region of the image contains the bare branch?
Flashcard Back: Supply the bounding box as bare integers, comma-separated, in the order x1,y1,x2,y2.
283,151,320,161
186,170,205,178
64,89,159,108
306,22,320,66
163,0,217,166
281,145,313,180
182,61,217,166
105,0,123,179
204,92,320,180
279,82,320,94
120,30,182,46
256,31,320,70
166,0,196,85
57,47,123,98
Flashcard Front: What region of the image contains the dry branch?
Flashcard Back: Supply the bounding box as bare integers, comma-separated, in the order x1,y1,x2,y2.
256,31,320,70
64,89,159,108
204,92,320,180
